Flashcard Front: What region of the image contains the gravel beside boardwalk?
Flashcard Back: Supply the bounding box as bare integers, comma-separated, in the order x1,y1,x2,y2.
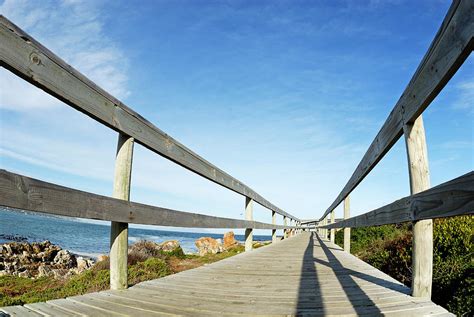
1,232,453,316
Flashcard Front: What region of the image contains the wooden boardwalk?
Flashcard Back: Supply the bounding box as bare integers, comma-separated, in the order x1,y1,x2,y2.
1,232,452,316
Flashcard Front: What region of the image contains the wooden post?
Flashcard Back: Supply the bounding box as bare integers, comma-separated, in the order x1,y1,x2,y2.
404,115,432,298
283,216,287,239
323,217,327,240
272,210,277,243
110,133,134,290
343,196,351,253
330,210,335,243
245,197,253,252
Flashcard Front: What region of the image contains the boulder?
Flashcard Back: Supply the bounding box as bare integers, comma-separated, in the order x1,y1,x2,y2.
159,240,180,252
223,231,238,249
76,257,93,273
53,250,77,268
38,264,53,278
195,237,224,256
97,255,108,262
1,240,93,279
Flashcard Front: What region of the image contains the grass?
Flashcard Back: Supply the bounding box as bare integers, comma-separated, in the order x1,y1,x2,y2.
0,242,261,307
334,216,473,316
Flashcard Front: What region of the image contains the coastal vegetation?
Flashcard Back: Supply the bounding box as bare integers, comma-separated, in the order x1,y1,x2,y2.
335,215,473,316
0,237,268,307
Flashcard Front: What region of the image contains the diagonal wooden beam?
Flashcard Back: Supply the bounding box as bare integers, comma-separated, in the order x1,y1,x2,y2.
0,169,300,230
0,16,297,221
321,172,474,229
320,0,473,221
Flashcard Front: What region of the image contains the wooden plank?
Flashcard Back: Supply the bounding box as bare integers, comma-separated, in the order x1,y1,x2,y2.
320,0,474,221
321,172,474,229
0,16,297,221
2,233,451,316
0,169,298,230
47,298,120,316
24,302,78,316
68,294,170,316
404,116,432,298
0,306,43,316
110,133,134,290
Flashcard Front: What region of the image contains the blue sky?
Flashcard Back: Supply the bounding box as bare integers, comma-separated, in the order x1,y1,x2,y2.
0,0,472,235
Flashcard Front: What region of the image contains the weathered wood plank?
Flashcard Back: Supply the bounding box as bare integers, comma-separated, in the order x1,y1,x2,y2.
320,0,473,221
47,298,120,316
0,169,298,230
0,15,297,221
322,172,474,229
24,302,78,316
3,233,451,316
0,306,43,316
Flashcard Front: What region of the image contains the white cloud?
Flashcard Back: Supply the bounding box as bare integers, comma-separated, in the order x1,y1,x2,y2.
0,0,130,111
452,81,474,114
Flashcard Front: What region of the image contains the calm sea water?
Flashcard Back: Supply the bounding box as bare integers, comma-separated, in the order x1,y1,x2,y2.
0,208,271,257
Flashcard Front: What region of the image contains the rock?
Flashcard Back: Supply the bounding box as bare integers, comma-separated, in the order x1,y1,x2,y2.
53,250,77,268
195,237,224,256
76,257,94,273
32,243,42,254
51,268,69,280
223,231,238,250
18,269,31,278
38,264,52,278
97,255,108,262
159,240,180,252
1,240,92,279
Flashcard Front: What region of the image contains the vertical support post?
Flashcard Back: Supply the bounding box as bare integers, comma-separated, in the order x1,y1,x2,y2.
283,216,287,239
343,196,351,253
323,217,327,240
272,210,277,243
289,218,294,237
245,197,253,252
330,210,335,243
110,133,134,290
404,115,432,298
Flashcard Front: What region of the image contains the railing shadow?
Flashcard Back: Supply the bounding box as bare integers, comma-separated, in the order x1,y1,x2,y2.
315,234,382,315
295,232,325,315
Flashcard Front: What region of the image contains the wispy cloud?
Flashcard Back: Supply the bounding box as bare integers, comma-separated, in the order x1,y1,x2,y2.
452,81,474,114
0,0,129,111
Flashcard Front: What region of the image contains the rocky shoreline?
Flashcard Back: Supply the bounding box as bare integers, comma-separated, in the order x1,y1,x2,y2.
0,231,270,280
0,240,94,279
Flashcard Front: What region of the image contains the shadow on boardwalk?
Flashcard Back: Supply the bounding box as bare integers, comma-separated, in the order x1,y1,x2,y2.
296,232,385,315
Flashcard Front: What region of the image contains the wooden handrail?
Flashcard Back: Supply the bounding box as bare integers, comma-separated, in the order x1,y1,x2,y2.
0,15,298,221
319,0,473,221
320,172,474,229
0,169,301,230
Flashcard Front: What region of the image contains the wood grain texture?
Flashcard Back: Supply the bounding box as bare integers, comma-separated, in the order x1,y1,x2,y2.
319,0,473,221
0,170,298,231
0,15,297,221
321,172,474,229
245,197,253,252
110,133,134,290
1,233,453,316
404,116,432,298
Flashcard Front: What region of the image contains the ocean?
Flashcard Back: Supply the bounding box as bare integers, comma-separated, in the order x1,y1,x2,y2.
0,207,271,258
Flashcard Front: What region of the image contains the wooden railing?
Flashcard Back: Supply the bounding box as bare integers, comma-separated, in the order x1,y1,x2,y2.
318,0,473,299
0,16,302,290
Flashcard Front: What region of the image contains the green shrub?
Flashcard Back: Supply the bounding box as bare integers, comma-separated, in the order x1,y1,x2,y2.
336,216,473,316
